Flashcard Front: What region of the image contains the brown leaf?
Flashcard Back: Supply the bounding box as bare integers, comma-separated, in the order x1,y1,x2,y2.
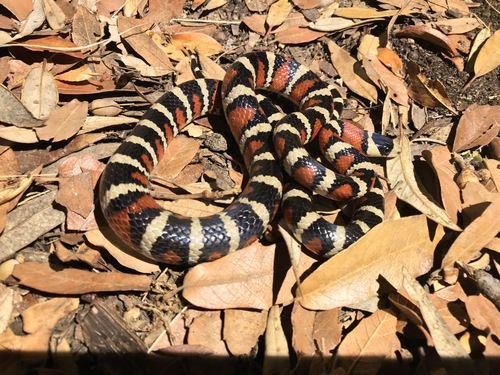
21,66,58,120
0,84,45,128
15,35,83,59
84,229,160,274
223,309,267,356
377,47,404,77
387,136,461,231
441,195,500,272
264,305,290,372
402,268,476,374
362,55,409,106
154,137,200,179
56,172,94,217
12,262,152,294
0,191,65,263
298,215,440,310
406,62,458,114
266,0,293,30
183,243,277,309
22,297,79,333
242,14,267,34
291,302,316,356
327,40,378,103
55,65,97,82
453,104,500,152
333,309,399,374
170,32,225,56
275,25,326,44
433,17,480,35
117,15,173,70
422,145,462,223
187,310,228,355
472,28,500,79
396,24,460,57
71,5,101,51
37,99,88,142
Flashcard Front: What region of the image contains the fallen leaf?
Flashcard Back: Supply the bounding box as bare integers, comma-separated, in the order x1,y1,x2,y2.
470,28,500,83
183,243,277,309
0,191,65,262
154,137,200,179
298,215,440,310
433,17,480,34
396,24,460,57
266,0,293,31
36,99,88,142
223,308,267,356
84,229,160,274
12,262,152,294
334,7,415,18
13,35,83,59
170,32,225,56
187,310,228,355
332,309,399,374
71,5,101,52
441,196,500,272
422,145,462,223
452,104,500,152
264,305,290,373
402,268,476,375
0,84,44,128
406,62,458,115
327,40,378,103
387,136,461,231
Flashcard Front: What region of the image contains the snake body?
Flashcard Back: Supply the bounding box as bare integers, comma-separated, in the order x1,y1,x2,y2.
99,52,395,265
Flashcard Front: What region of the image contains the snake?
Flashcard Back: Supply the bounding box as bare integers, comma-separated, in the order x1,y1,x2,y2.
99,52,396,265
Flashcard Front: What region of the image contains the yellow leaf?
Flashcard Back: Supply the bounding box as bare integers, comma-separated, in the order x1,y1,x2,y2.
473,28,500,78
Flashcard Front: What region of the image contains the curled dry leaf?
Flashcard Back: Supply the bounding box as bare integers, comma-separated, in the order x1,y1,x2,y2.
334,7,415,18
452,104,500,152
377,47,404,77
12,262,152,294
55,65,98,82
406,61,458,115
387,136,461,231
298,215,440,310
264,305,290,373
396,24,460,57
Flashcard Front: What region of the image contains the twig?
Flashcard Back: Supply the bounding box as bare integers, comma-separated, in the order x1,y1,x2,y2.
171,18,241,25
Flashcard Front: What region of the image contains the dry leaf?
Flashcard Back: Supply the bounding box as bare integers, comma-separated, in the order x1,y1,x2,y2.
333,309,399,374
471,28,500,81
170,32,225,56
266,0,293,30
396,24,460,57
14,35,83,59
422,145,462,223
0,84,44,128
387,136,461,231
55,65,97,82
334,7,414,18
12,262,152,294
71,5,101,51
36,99,88,142
452,104,500,152
406,62,458,115
441,196,500,272
327,40,378,103
84,229,160,274
0,191,65,262
183,243,277,309
402,268,476,374
21,66,58,120
263,305,290,373
433,17,480,35
187,311,228,355
154,137,200,179
42,0,67,31
298,215,440,310
223,309,267,356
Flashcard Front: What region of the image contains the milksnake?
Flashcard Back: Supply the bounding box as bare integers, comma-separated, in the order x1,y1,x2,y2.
99,52,396,265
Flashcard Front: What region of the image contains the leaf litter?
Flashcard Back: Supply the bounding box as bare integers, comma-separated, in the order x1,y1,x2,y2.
0,0,499,374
